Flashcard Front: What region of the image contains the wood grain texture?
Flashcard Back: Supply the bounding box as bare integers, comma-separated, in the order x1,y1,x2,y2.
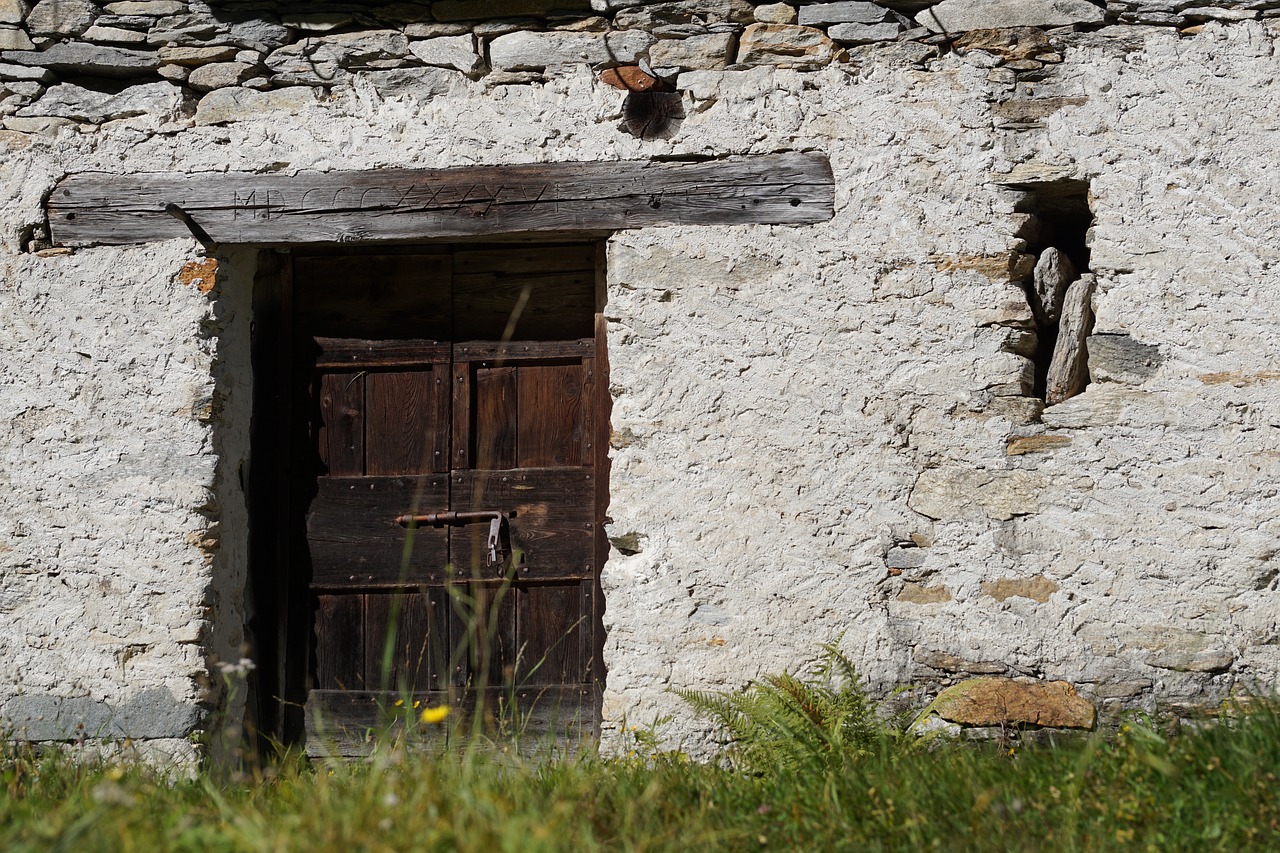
315,594,364,690
455,339,594,362
49,154,835,246
451,469,595,581
453,269,595,341
517,583,588,686
473,366,517,471
366,370,449,475
517,363,586,468
317,372,363,476
453,244,596,276
306,475,450,587
362,591,444,693
313,338,451,369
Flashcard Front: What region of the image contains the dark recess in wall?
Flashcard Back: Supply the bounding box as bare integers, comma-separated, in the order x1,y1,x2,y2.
1014,179,1093,400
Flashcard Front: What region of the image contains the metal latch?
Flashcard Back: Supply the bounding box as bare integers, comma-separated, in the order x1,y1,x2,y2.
396,510,516,569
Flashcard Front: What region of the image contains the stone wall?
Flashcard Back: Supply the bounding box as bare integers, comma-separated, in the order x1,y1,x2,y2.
1,1,1278,759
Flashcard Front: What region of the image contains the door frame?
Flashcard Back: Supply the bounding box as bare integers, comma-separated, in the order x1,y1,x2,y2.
245,241,611,751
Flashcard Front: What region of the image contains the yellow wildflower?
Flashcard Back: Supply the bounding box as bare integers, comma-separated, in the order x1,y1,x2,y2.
420,705,450,724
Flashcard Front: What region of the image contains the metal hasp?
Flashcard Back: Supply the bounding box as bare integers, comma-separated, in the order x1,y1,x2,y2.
396,510,517,570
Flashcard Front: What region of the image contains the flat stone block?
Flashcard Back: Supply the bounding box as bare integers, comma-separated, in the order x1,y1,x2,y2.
737,23,836,69
407,34,484,75
432,0,566,20
923,0,1105,32
797,1,889,26
0,0,28,26
648,32,734,70
187,61,256,91
103,1,187,15
0,25,32,50
929,678,1096,729
0,60,50,80
754,2,796,24
489,30,651,70
158,45,239,66
827,22,903,43
1086,333,1162,384
18,80,189,123
83,24,148,44
981,576,1058,603
194,84,316,125
615,0,754,29
1,42,160,77
25,0,97,36
909,467,1044,522
1,689,202,740
897,582,951,603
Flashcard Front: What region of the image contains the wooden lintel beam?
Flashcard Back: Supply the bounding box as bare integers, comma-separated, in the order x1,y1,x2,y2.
47,153,834,247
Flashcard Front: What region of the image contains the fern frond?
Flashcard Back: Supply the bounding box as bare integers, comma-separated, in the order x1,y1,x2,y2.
674,642,889,773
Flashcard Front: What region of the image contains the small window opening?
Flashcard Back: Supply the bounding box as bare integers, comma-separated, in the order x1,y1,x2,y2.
1012,180,1094,405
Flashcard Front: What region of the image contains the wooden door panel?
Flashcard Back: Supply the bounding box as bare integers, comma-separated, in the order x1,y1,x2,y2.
307,475,450,587
473,366,517,470
517,582,592,686
318,372,364,475
314,338,451,369
516,363,588,467
315,591,446,693
449,583,517,691
366,369,449,475
315,594,364,690
363,590,448,693
454,340,595,472
450,469,595,581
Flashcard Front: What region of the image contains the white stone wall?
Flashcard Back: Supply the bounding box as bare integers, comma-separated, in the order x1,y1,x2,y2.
1,18,1278,756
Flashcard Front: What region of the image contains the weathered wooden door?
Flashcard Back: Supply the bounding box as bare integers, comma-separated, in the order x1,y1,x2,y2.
289,245,605,754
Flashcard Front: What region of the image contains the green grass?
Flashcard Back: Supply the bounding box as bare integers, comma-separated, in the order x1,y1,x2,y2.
3,706,1279,852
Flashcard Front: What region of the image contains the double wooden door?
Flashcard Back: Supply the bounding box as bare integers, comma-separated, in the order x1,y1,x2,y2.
288,245,605,753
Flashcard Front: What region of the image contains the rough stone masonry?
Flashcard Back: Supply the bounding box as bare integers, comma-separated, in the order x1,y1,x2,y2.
1,0,1278,761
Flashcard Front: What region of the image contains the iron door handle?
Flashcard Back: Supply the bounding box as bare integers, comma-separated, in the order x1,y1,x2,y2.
395,510,516,569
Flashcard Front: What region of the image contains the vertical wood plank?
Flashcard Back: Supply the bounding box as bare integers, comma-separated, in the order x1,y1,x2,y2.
318,372,364,476
366,370,447,475
517,363,584,467
517,584,582,686
426,587,449,693
447,583,516,691
580,354,595,474
478,584,518,692
315,594,364,690
473,366,517,471
452,359,470,471
364,593,433,693
447,581,469,689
